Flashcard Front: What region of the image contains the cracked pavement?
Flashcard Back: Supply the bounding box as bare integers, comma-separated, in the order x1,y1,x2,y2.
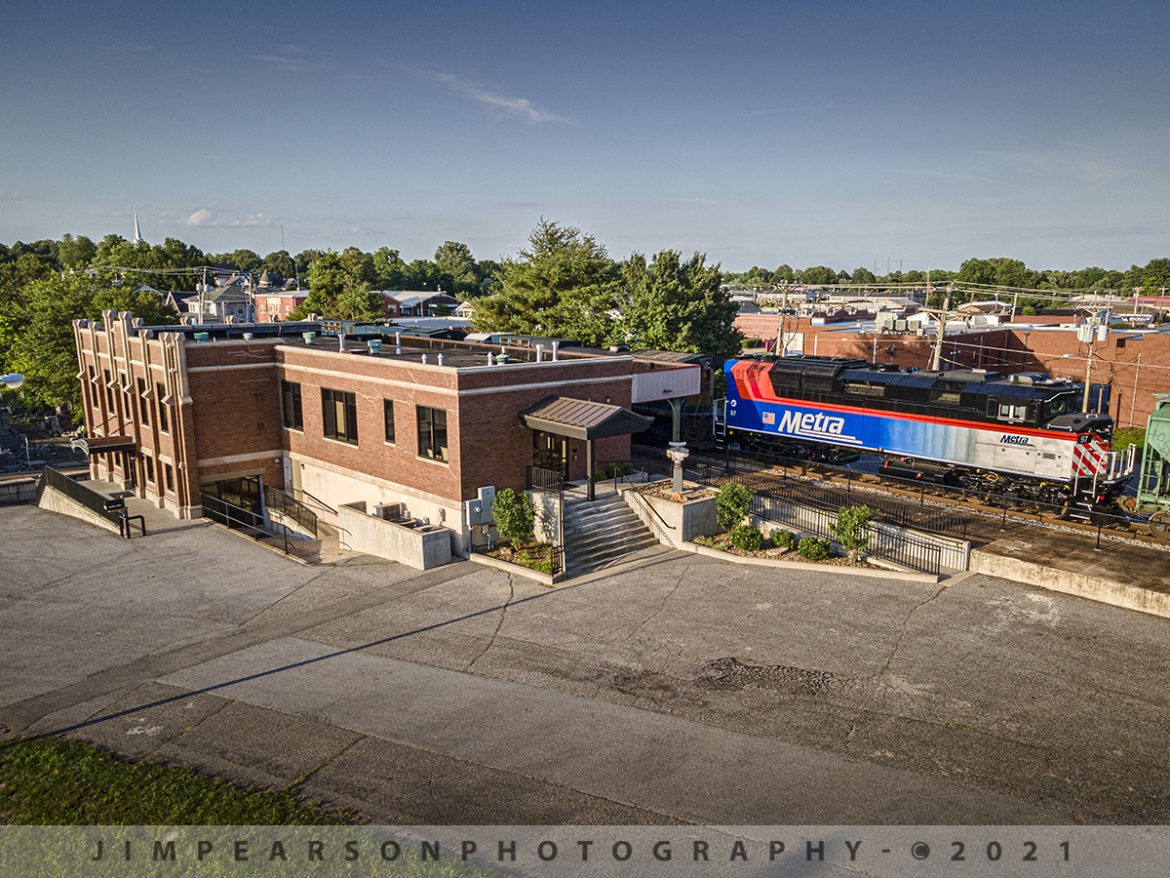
4,503,1170,823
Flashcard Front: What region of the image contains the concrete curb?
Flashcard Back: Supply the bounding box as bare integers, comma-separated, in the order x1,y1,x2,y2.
468,550,557,586
971,549,1170,620
683,540,940,583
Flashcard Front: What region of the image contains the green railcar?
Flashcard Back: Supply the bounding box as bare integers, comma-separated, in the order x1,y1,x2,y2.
1132,394,1170,542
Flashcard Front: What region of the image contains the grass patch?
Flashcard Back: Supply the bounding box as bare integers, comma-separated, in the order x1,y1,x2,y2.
0,738,348,825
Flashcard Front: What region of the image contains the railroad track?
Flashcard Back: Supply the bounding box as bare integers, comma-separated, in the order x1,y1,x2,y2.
687,451,1170,550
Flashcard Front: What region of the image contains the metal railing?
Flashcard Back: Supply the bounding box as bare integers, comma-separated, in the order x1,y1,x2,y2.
38,466,146,539
624,484,678,545
690,463,945,575
291,487,337,516
201,492,297,555
527,465,567,493
264,484,318,536
691,458,971,538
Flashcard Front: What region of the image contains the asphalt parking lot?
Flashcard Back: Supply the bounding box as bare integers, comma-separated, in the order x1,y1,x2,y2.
4,502,1170,824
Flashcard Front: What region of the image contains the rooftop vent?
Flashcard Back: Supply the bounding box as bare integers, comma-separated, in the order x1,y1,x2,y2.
367,338,382,355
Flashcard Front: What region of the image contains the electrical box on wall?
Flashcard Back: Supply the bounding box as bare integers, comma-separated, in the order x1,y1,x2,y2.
464,486,496,526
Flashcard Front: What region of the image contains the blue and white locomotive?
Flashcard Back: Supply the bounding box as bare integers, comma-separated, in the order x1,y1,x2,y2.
717,356,1134,507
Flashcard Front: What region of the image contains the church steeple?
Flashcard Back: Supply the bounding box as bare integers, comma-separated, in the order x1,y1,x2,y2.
132,213,143,245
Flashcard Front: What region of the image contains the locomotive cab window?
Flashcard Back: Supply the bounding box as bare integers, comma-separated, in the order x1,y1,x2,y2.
996,402,1029,423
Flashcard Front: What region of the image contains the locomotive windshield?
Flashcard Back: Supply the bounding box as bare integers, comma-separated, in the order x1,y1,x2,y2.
1042,393,1078,424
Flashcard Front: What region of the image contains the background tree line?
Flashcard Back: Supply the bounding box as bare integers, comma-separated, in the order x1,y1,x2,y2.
725,256,1170,298
5,225,1170,417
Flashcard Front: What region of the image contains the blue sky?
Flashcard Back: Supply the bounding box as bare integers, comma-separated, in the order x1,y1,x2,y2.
2,0,1168,270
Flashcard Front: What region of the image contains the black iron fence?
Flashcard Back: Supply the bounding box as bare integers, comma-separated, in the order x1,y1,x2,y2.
690,462,946,575
691,458,971,539
263,484,318,536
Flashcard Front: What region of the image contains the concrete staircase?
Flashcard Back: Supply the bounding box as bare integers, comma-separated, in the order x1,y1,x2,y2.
563,490,661,576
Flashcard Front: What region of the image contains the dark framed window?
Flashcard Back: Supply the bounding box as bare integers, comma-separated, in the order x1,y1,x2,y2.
144,455,155,484
417,406,448,461
164,463,174,492
282,381,303,429
322,387,358,444
156,382,169,432
137,377,149,424
383,400,396,443
104,370,114,409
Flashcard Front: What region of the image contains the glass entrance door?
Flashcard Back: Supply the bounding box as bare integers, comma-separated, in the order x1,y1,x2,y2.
532,431,568,479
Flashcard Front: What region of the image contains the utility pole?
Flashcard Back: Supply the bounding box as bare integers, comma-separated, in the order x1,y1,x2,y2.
929,284,954,371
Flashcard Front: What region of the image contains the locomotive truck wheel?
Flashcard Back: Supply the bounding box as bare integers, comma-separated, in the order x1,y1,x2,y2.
1149,511,1170,545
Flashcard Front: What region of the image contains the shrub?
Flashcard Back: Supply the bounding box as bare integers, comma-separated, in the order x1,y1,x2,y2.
831,504,875,562
514,549,554,575
772,529,798,550
492,488,535,545
716,483,754,531
729,524,763,552
797,536,832,561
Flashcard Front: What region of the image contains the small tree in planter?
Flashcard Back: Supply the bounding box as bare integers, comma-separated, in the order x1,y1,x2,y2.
716,483,754,531
492,488,535,546
831,504,875,563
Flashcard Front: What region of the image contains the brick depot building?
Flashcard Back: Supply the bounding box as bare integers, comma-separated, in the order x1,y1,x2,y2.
72,313,698,548
736,313,1170,428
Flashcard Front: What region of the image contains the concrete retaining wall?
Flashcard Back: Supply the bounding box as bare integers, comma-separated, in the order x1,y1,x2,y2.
0,478,36,505
337,501,453,569
528,489,561,546
643,489,719,542
37,484,120,535
971,549,1170,620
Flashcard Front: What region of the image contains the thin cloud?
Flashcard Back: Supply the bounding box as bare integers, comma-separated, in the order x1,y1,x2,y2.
182,208,273,228
976,146,1129,184
253,46,330,74
414,68,575,125
184,208,215,227
99,42,156,55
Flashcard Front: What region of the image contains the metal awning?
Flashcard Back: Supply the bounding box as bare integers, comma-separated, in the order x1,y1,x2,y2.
520,396,651,441
70,435,136,456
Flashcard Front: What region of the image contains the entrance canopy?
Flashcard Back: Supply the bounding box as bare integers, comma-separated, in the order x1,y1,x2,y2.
520,396,650,441
70,435,136,456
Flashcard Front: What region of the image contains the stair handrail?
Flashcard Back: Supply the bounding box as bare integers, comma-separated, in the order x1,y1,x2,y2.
292,487,337,516
624,483,677,545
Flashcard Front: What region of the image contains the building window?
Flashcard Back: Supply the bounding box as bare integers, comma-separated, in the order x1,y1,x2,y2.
104,369,114,410
144,455,155,484
164,463,174,493
156,382,169,432
417,406,448,461
383,400,396,443
137,378,149,425
321,387,358,444
282,381,303,429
